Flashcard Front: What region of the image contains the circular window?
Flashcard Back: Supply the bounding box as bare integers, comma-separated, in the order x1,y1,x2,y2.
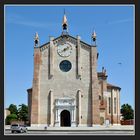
59,60,72,72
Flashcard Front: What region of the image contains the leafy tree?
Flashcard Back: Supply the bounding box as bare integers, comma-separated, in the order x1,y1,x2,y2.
18,104,28,123
121,104,134,120
8,104,18,115
5,114,18,125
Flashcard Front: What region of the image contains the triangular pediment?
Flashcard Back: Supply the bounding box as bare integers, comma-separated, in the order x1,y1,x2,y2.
39,34,91,51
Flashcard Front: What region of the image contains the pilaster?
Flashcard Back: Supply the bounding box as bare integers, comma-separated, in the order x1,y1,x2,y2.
117,90,121,124
77,36,81,78
49,37,54,77
90,46,100,125
31,47,41,125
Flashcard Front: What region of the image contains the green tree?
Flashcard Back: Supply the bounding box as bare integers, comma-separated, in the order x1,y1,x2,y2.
5,114,18,125
8,104,18,115
121,104,134,120
18,104,28,123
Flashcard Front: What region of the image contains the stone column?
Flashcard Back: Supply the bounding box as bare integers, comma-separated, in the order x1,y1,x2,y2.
72,110,74,121
77,90,81,126
54,100,59,127
71,108,76,127
55,110,57,121
49,90,54,126
90,46,100,125
77,36,81,78
74,108,76,122
56,109,58,121
31,47,41,126
49,36,54,77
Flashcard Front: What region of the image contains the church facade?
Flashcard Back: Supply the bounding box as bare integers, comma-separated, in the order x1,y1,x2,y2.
27,13,121,127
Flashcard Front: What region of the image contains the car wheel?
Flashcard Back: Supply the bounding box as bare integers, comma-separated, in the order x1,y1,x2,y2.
11,130,14,133
20,129,23,133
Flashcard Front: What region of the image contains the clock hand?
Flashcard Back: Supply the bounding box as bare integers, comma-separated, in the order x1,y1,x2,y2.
60,48,66,52
63,48,67,52
66,46,69,50
60,46,70,53
64,47,69,51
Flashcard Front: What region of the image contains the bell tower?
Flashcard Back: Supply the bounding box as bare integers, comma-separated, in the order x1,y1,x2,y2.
34,32,39,47
62,9,68,36
91,30,100,125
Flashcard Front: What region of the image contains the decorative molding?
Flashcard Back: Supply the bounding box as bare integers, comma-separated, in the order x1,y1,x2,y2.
40,44,49,52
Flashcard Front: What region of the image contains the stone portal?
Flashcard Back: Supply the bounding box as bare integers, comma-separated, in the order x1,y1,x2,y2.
54,97,76,127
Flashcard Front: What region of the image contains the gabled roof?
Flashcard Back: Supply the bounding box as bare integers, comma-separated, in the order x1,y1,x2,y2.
97,72,121,90
107,83,121,90
39,34,92,49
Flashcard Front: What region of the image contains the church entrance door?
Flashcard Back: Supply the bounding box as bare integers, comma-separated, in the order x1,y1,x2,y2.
60,110,71,127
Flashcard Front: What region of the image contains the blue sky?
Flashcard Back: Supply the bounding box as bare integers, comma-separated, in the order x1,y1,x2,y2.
5,5,134,109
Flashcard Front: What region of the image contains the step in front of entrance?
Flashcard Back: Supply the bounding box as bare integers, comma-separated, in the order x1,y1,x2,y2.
46,126,134,131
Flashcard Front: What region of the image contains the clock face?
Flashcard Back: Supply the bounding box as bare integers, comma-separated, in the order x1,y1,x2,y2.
57,43,72,57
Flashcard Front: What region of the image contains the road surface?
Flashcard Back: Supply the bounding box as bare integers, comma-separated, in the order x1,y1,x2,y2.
4,129,134,136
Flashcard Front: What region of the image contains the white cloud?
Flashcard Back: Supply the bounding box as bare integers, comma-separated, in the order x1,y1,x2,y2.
6,13,59,29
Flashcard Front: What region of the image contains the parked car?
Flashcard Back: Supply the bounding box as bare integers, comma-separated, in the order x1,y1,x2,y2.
11,124,28,133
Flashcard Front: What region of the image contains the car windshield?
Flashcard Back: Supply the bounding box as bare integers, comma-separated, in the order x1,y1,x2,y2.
11,124,18,127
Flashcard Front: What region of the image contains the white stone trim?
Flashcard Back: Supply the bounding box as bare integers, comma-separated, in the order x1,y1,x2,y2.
31,124,48,127
113,124,121,125
91,124,101,127
78,124,91,127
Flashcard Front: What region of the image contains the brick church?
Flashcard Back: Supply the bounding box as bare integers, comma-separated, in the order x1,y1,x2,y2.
27,13,121,127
